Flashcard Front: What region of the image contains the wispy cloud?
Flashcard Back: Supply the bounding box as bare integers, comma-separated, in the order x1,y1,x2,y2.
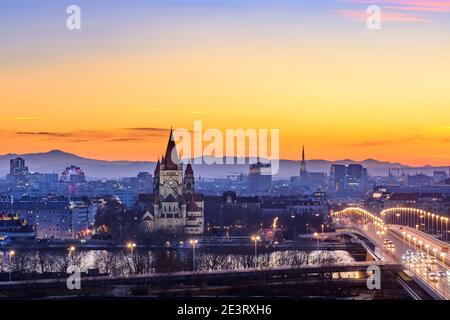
0,116,42,121
347,135,422,147
348,133,450,147
11,128,170,143
135,107,205,115
338,0,450,22
336,9,430,22
125,127,170,133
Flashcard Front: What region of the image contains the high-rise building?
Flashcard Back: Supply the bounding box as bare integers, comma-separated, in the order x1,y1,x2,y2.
0,197,96,239
433,171,448,184
248,162,272,193
142,129,204,235
330,164,368,191
330,164,346,192
8,157,29,185
346,164,364,190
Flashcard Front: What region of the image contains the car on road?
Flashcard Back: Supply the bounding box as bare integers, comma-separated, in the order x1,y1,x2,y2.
436,270,446,278
428,272,439,282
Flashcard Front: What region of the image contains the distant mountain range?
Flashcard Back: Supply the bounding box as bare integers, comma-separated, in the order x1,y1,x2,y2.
0,150,448,180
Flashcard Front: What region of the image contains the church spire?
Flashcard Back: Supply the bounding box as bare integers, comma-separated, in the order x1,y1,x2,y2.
300,145,307,178
163,127,180,170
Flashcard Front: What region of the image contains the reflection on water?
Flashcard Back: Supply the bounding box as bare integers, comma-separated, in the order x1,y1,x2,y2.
0,249,355,277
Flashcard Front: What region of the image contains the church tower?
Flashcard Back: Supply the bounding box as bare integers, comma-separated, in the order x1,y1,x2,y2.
300,146,307,179
183,163,195,194
153,158,160,195
159,128,183,198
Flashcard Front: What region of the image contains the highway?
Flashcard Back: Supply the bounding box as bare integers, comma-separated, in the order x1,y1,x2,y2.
334,208,449,300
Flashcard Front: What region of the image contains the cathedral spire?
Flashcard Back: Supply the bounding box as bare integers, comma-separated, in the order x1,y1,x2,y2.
163,127,180,170
300,145,307,178
155,158,160,174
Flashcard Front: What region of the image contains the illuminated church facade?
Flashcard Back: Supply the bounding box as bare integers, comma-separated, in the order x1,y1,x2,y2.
141,129,204,235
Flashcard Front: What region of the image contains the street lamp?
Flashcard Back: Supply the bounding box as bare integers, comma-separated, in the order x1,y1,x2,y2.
431,214,435,234
433,248,438,260
418,240,423,252
402,231,406,250
313,232,319,249
68,246,76,259
127,242,137,255
440,252,446,266
425,244,430,256
291,214,296,240
251,235,261,268
407,234,411,249
8,250,15,282
445,217,449,242
189,239,198,271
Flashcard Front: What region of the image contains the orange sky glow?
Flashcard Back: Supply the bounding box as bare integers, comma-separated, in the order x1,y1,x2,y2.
1,1,450,166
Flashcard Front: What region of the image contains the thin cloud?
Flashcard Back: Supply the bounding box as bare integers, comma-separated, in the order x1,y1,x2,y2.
348,135,422,147
336,9,430,22
135,107,205,115
125,127,169,133
0,116,42,121
106,137,146,143
343,0,450,11
11,127,171,143
338,0,449,22
16,131,70,137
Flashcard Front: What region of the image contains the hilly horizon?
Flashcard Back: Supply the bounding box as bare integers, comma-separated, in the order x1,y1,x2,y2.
0,149,448,180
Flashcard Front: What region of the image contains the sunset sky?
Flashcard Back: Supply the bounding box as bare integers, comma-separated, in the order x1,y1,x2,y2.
1,0,450,165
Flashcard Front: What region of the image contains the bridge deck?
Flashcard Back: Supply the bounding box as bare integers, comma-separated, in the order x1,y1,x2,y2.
0,261,400,291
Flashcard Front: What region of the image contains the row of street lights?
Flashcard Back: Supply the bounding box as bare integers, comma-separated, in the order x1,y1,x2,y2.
382,208,449,242
332,208,388,246
127,237,261,271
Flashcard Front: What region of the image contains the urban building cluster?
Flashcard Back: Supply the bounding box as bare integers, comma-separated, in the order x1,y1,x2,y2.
2,134,450,243
0,195,99,240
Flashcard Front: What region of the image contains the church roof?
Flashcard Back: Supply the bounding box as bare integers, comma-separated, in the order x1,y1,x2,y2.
187,200,200,211
163,128,180,170
162,194,179,202
192,193,204,202
182,193,203,211
142,211,154,221
185,163,193,175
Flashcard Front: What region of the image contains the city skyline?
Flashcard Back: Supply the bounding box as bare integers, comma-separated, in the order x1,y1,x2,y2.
1,0,450,165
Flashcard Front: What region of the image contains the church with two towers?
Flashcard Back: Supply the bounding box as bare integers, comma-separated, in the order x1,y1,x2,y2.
141,129,204,235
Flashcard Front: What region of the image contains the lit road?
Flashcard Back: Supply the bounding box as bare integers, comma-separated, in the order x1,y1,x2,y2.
333,209,449,300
